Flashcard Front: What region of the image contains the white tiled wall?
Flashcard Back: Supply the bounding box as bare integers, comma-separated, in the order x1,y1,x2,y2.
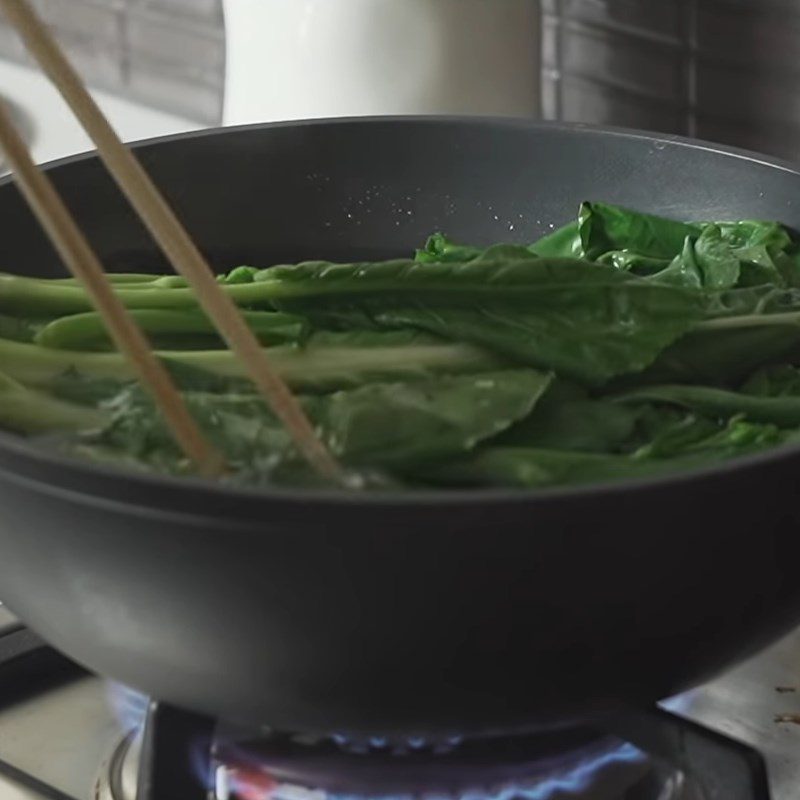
0,0,225,124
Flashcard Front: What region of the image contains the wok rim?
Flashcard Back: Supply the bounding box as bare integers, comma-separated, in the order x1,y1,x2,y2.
1,114,799,516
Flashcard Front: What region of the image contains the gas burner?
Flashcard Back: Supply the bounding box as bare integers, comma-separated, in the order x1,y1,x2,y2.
214,728,653,800
91,699,768,800
97,722,668,800
96,730,138,800
213,737,657,800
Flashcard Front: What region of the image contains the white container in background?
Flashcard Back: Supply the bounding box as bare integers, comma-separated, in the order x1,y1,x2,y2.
223,0,541,125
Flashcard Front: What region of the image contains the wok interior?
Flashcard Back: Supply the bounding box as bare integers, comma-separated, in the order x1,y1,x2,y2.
0,121,800,733
4,119,796,279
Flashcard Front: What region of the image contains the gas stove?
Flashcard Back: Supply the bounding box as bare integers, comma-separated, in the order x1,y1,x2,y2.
0,606,798,800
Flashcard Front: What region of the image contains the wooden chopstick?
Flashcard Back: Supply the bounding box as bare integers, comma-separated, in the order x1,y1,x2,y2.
0,0,343,483
0,100,224,475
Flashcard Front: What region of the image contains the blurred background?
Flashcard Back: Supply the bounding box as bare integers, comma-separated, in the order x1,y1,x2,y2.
0,0,796,164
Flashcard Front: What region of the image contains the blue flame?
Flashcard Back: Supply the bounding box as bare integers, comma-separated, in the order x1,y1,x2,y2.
107,681,148,732
337,744,644,800
220,739,646,800
660,692,694,715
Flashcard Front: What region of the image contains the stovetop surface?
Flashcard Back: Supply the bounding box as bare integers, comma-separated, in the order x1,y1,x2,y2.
0,605,798,800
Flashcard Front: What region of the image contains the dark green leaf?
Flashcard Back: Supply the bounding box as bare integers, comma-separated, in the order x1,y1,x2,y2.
310,369,553,468
472,244,538,262
633,285,800,386
529,221,582,258
496,380,639,453
627,408,720,459
701,286,800,319
0,312,48,343
692,225,742,290
670,415,787,454
47,369,130,406
423,413,787,488
776,249,800,288
259,258,704,385
415,234,536,265
579,202,701,262
597,250,676,277
741,364,800,397
625,405,785,460
713,220,792,253
647,236,703,289
96,370,553,477
415,233,484,264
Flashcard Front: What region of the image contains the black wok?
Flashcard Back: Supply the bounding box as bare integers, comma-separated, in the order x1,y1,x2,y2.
0,118,799,737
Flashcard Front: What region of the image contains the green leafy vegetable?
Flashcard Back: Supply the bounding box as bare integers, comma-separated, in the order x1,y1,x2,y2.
415,235,537,265
741,364,800,397
494,381,639,453
529,221,582,258
580,201,701,263
92,370,552,477
35,309,308,351
415,233,485,264
0,331,505,394
0,272,287,315
259,257,704,384
0,312,48,343
2,200,800,492
0,371,106,434
629,286,800,385
424,415,787,489
611,384,800,428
